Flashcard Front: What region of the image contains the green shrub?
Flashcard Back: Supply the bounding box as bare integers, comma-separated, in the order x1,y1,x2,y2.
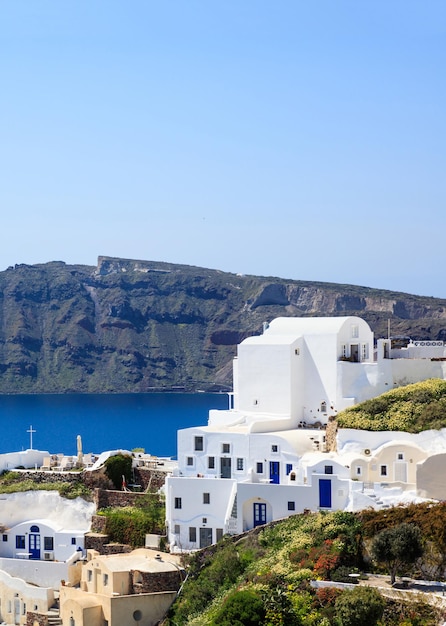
212,589,265,626
335,586,385,626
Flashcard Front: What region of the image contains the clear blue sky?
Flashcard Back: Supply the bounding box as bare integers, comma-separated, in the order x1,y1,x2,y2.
1,1,445,298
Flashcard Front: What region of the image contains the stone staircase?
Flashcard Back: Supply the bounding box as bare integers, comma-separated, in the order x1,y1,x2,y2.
47,606,62,625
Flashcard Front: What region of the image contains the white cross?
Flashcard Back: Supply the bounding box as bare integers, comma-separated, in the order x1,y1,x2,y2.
27,425,36,450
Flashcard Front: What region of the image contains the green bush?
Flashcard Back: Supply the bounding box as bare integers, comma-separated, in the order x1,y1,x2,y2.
335,586,385,626
99,499,165,546
212,589,265,626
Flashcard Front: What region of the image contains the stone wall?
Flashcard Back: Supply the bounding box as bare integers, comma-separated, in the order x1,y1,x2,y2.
131,569,185,594
26,612,49,626
84,532,132,555
134,467,166,492
325,417,338,452
14,470,81,484
94,488,162,509
90,515,107,533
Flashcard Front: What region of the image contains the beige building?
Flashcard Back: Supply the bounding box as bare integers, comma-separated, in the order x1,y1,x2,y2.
60,549,185,626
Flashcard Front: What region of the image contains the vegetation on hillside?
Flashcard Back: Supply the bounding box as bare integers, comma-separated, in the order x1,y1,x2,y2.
0,470,93,500
166,505,446,625
97,495,165,546
336,379,446,433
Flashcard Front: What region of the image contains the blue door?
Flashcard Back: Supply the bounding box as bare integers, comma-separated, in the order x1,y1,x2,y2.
319,479,332,508
29,526,41,560
269,461,280,484
253,503,267,527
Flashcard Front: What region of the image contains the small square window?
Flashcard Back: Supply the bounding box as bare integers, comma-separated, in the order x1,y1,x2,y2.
186,456,194,466
194,436,203,451
203,492,210,504
222,443,230,454
288,501,296,511
175,497,182,509
256,462,264,474
397,453,404,460
324,465,333,475
271,444,278,453
236,458,244,471
202,518,207,524
208,456,215,469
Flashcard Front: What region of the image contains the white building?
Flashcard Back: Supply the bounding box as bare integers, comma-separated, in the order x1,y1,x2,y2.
166,315,446,551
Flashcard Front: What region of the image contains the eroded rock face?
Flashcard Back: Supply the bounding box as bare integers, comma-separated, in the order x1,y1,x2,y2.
0,256,445,393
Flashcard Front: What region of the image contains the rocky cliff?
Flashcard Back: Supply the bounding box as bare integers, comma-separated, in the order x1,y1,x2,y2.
0,256,445,393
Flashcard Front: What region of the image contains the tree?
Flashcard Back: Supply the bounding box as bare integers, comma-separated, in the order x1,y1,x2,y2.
371,523,423,584
335,586,385,626
104,454,132,490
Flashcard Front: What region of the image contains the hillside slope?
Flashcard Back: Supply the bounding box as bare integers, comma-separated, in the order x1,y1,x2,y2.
336,379,446,433
1,256,446,393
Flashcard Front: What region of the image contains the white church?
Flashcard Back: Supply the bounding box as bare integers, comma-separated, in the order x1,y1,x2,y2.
165,316,446,551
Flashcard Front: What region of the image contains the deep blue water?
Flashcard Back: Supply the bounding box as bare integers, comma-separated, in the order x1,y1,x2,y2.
0,393,229,458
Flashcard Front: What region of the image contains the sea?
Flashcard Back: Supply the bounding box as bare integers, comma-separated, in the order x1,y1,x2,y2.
0,393,229,458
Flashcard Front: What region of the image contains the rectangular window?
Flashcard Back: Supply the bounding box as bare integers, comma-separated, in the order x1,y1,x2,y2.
186,456,194,466
271,444,278,453
44,537,54,551
397,453,404,460
380,465,387,476
222,443,230,454
202,518,207,524
351,324,359,338
216,528,224,542
356,466,362,475
236,458,244,471
288,501,296,511
174,524,180,534
103,574,108,586
256,462,264,474
203,492,210,504
2,534,7,542
87,570,92,582
361,343,369,360
341,344,347,358
189,527,196,542
324,465,333,475
286,464,293,475
194,436,203,451
208,456,215,469
71,537,76,545
16,535,25,549
174,497,182,509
